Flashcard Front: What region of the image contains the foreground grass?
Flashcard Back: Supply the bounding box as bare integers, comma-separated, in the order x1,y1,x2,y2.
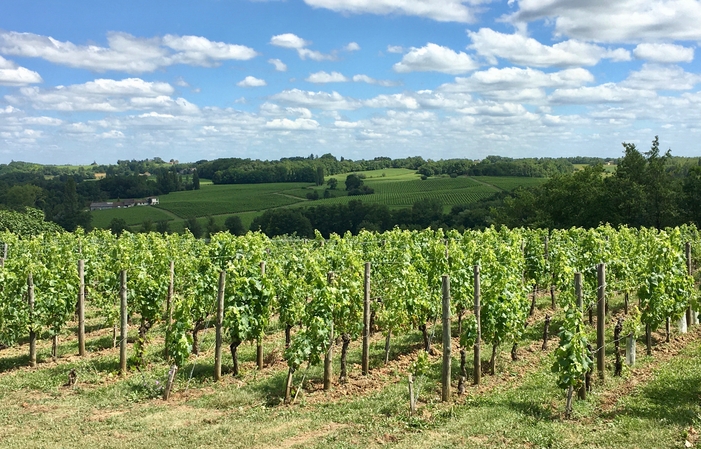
0,291,699,449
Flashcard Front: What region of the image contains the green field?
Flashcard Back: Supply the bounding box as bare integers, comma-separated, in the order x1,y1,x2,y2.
91,171,549,231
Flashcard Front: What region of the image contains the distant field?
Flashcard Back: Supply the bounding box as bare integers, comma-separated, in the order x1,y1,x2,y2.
154,182,308,218
573,163,617,173
91,171,549,230
473,176,548,191
91,205,176,228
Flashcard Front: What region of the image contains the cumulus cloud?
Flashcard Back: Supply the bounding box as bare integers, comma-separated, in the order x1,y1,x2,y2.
622,64,701,90
270,89,361,110
440,67,594,92
265,117,319,130
633,43,694,63
237,76,267,87
5,78,199,114
344,42,361,51
269,33,335,61
549,83,657,104
468,29,630,67
306,71,349,83
387,45,404,54
0,55,43,86
268,58,288,71
393,43,479,74
508,0,701,42
352,74,398,87
0,31,256,73
303,0,482,23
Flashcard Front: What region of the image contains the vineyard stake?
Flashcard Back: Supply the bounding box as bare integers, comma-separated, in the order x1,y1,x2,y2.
257,261,265,370
441,274,451,402
408,373,416,414
596,263,605,381
362,262,370,376
119,270,128,377
686,242,695,326
473,265,481,386
323,271,334,391
164,260,174,359
28,273,36,368
78,259,86,357
575,272,586,400
214,270,225,381
163,364,178,401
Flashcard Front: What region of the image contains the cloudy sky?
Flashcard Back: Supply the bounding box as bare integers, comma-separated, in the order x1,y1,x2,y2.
1,0,701,164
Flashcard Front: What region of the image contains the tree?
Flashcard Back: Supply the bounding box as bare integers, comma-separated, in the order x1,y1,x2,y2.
192,169,200,190
109,218,129,236
156,220,170,234
185,217,203,238
345,174,362,191
327,178,338,190
225,215,245,236
141,219,154,233
315,166,325,186
206,216,221,237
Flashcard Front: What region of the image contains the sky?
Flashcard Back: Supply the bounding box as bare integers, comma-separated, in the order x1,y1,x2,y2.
1,0,701,165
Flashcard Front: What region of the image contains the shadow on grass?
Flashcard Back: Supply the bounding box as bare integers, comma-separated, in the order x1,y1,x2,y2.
0,353,29,373
602,373,701,426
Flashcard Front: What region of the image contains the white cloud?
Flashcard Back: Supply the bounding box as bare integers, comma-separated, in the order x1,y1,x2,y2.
633,43,694,63
162,35,258,65
100,130,125,139
270,33,309,49
265,118,319,130
5,78,199,114
334,120,360,128
387,45,404,54
269,33,335,60
306,71,349,83
268,58,288,71
468,29,630,68
393,43,479,74
352,74,398,87
344,42,361,51
550,83,657,104
364,93,420,109
303,0,482,23
237,76,267,87
622,64,701,90
509,0,701,42
0,55,43,86
270,89,361,110
440,67,594,92
0,31,256,73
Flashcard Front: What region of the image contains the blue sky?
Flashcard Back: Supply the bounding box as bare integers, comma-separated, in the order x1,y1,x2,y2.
1,0,700,164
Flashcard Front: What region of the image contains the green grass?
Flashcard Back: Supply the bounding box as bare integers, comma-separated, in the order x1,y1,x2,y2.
90,173,549,231
0,292,698,448
91,206,177,228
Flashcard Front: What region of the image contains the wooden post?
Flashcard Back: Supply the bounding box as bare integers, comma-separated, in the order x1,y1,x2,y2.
575,272,586,400
78,260,86,357
597,263,605,381
545,236,556,310
441,274,451,402
284,368,294,404
323,271,334,391
0,243,6,267
28,273,36,368
408,373,416,414
362,262,370,376
686,243,695,326
163,364,178,400
119,270,128,376
164,260,174,359
214,270,225,381
473,265,481,385
257,261,265,370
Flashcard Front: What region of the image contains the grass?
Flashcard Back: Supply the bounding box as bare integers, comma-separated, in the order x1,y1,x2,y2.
90,171,550,231
0,289,699,448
